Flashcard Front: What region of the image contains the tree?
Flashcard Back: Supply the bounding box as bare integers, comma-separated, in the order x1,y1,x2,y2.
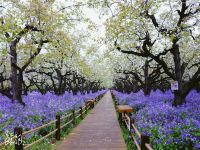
105,0,200,106
114,56,170,95
0,0,89,104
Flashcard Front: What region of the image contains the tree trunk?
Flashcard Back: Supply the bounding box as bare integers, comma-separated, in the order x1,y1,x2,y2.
144,60,151,96
16,70,25,106
172,44,185,106
56,69,63,95
10,39,26,105
10,42,19,101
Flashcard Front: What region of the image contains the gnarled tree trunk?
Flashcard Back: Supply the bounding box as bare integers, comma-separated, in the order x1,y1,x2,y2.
171,42,185,106
144,60,151,96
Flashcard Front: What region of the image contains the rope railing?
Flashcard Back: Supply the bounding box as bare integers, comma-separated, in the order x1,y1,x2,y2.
131,122,141,138
110,91,153,150
24,129,58,150
131,134,141,150
82,105,86,110
75,114,82,119
0,93,104,150
0,136,17,148
145,143,153,150
120,112,153,150
82,109,87,114
23,120,57,136
60,113,72,120
60,119,73,129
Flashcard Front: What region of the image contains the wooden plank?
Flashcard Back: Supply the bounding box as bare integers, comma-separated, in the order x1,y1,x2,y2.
117,105,133,113
85,99,95,104
56,91,127,150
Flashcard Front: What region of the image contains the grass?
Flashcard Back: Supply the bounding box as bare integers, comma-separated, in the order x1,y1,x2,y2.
120,123,137,150
111,92,137,150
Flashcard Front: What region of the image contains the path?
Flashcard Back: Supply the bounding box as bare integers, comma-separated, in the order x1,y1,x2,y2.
56,91,127,150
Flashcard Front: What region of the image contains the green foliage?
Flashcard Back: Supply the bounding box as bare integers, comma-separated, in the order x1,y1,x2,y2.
0,0,98,82
120,123,136,150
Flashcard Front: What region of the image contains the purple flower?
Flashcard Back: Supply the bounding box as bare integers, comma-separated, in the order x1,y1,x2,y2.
0,90,106,142
113,90,200,148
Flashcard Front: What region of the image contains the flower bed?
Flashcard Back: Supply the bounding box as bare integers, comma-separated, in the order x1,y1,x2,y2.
114,90,200,149
0,90,106,142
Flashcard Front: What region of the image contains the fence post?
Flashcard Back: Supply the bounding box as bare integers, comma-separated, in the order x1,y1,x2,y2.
72,110,75,126
55,115,61,140
79,106,83,119
85,103,88,114
91,101,94,109
14,127,23,150
141,135,150,150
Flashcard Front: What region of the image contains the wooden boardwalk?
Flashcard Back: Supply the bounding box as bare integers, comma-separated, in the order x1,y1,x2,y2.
56,91,127,150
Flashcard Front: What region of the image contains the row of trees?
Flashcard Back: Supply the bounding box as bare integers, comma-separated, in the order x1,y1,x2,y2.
113,58,171,95
0,0,104,105
101,0,200,106
0,57,102,96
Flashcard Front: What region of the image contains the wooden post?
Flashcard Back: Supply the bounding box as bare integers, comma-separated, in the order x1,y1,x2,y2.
72,110,75,126
91,101,94,109
141,135,150,150
56,115,61,140
79,106,83,119
14,127,23,150
85,103,88,114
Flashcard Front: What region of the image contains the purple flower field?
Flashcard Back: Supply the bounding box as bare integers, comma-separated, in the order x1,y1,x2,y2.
114,90,200,149
0,90,106,142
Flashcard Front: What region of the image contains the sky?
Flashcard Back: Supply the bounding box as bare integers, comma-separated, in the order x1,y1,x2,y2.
80,7,114,87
